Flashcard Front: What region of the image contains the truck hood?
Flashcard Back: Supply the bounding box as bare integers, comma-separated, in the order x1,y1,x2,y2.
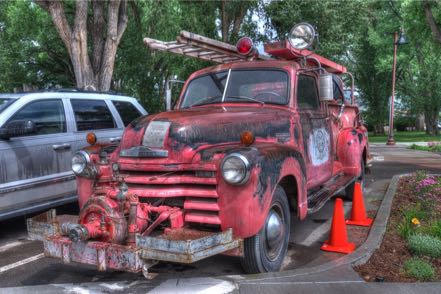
119,105,292,163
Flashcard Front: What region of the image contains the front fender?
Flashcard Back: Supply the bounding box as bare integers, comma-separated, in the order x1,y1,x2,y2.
217,144,307,239
337,128,367,177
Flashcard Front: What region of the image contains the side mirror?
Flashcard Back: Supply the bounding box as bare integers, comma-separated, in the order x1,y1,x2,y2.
318,74,334,101
0,120,36,139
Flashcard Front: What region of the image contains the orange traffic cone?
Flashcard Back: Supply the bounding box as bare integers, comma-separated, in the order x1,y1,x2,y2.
346,182,373,227
321,198,356,254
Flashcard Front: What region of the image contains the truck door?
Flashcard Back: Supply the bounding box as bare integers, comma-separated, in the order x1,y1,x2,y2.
296,74,333,189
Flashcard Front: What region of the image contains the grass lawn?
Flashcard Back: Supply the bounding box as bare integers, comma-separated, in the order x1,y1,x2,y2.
409,144,441,152
369,131,441,143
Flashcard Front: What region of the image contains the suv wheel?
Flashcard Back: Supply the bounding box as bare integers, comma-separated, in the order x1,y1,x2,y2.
240,185,290,273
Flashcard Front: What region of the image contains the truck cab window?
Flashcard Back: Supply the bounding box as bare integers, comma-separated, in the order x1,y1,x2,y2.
182,71,228,108
297,75,319,110
8,99,66,135
182,70,288,107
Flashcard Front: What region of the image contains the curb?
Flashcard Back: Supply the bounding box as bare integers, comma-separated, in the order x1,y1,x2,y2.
234,173,405,284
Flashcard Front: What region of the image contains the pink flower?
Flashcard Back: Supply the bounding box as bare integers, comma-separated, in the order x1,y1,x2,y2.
415,176,438,194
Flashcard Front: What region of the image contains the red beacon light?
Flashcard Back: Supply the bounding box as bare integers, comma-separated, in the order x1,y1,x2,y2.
236,37,254,56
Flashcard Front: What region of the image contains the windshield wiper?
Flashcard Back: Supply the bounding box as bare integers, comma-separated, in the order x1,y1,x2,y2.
226,95,265,105
184,95,223,108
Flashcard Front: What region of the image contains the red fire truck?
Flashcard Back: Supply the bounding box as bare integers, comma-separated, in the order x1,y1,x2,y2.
28,23,370,277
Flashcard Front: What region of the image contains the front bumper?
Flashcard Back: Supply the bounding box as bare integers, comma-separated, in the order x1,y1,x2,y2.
27,210,241,273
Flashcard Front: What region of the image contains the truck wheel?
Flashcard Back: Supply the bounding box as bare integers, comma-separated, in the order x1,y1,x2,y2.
345,159,365,200
240,185,290,273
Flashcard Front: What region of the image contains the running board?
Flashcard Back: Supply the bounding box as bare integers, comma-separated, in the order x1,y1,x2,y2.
307,175,355,214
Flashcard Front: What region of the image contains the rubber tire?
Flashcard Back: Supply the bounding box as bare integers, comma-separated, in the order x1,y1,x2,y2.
240,185,290,274
345,159,365,201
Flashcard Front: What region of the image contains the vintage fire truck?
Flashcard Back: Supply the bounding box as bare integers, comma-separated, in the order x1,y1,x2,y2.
28,23,370,276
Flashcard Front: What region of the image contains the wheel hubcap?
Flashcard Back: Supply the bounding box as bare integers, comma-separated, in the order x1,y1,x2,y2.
265,205,285,260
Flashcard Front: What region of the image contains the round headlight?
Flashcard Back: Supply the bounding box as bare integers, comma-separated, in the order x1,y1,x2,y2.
221,153,251,185
288,23,316,50
72,151,89,175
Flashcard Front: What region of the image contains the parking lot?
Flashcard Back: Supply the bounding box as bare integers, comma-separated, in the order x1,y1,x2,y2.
1,145,441,289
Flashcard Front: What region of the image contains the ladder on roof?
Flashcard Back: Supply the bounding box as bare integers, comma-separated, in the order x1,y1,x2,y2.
143,31,347,74
143,31,268,64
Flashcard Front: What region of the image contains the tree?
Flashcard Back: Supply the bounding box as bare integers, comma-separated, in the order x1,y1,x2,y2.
0,1,74,91
400,0,441,135
218,0,257,43
352,27,391,134
264,0,368,62
35,0,128,91
114,0,259,113
423,0,441,44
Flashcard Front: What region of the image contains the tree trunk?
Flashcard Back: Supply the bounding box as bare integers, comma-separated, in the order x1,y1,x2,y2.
374,122,385,135
423,0,441,44
99,0,128,91
36,0,128,92
416,114,425,131
220,0,229,43
71,0,95,90
424,108,439,135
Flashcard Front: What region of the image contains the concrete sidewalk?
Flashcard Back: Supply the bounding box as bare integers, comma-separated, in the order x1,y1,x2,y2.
370,141,439,147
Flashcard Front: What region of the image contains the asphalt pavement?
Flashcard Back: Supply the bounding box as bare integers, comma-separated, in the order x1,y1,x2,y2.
1,144,441,293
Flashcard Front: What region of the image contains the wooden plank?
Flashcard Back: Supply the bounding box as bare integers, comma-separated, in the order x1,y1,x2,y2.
180,31,238,52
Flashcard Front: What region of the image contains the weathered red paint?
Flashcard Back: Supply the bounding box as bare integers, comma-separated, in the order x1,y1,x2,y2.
75,61,367,238
34,35,369,273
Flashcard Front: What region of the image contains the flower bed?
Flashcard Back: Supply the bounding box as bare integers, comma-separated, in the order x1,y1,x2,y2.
355,171,441,282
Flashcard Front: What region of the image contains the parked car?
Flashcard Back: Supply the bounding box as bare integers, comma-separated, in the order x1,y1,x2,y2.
0,90,147,221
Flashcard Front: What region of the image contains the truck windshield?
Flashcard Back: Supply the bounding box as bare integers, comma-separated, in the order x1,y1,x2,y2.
181,69,289,108
0,98,17,114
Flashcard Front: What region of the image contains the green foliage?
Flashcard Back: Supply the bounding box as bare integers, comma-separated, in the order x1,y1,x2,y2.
420,220,441,240
409,144,429,151
264,0,368,61
398,0,441,135
415,170,428,182
1,0,441,123
398,205,428,238
402,258,435,281
368,131,441,143
395,116,416,131
0,0,73,90
407,233,441,258
113,0,253,113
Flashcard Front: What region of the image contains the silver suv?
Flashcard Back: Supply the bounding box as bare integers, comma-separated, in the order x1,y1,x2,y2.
0,90,147,220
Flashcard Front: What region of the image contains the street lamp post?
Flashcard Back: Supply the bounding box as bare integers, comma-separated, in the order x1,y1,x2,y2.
387,29,407,145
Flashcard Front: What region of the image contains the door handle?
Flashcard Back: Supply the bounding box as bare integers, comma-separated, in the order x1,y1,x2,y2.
52,143,71,150
110,137,121,143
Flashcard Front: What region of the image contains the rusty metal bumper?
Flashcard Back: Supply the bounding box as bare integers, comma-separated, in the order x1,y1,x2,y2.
27,210,241,273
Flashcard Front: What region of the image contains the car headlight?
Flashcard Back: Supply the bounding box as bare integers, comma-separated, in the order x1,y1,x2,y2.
72,151,95,177
221,153,251,185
